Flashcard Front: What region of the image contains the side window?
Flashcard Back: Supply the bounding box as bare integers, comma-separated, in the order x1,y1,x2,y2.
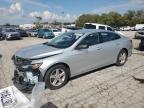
107,27,113,31
84,24,96,29
99,26,105,30
79,33,99,46
99,32,121,43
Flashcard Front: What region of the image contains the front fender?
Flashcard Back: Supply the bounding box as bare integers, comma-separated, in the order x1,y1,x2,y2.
39,55,71,77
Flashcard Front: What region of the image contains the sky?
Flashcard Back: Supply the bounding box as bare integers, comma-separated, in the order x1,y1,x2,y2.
0,0,144,25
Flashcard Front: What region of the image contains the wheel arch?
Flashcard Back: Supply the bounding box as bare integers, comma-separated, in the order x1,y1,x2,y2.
122,48,128,56
43,62,71,81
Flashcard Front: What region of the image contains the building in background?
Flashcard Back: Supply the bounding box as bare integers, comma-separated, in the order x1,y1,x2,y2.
19,24,36,30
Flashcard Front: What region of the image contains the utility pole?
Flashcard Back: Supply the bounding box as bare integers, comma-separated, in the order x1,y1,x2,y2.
61,11,65,28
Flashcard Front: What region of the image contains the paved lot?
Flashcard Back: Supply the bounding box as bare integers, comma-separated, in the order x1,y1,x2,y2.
0,31,144,108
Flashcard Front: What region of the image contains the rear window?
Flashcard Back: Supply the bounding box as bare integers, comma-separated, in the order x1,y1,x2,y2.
84,24,96,29
99,26,105,30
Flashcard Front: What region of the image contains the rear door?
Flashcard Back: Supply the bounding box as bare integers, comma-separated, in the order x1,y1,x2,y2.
97,32,121,65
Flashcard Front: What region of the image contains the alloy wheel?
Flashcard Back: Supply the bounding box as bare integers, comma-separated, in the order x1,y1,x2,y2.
50,68,66,87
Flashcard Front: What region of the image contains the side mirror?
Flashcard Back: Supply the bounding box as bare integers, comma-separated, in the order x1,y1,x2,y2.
76,44,89,50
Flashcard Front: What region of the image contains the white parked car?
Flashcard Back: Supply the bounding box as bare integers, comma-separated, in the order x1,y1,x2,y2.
51,29,62,36
61,28,72,33
83,23,113,31
83,23,123,35
135,24,144,31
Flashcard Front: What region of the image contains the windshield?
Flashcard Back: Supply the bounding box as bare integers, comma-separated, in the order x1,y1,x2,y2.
44,32,84,48
53,29,61,32
29,30,37,32
6,29,16,32
43,29,51,32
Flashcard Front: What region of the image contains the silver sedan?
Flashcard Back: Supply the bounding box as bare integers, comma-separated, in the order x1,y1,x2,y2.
13,29,132,90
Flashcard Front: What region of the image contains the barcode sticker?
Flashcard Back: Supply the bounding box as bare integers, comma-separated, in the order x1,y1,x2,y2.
0,87,16,107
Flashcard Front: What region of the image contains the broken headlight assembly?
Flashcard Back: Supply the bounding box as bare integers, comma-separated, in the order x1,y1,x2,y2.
31,63,42,70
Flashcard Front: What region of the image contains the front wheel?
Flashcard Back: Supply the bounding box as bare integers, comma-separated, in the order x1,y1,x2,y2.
44,64,69,90
116,49,128,66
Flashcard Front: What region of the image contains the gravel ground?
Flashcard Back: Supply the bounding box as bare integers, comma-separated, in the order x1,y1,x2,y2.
0,31,144,108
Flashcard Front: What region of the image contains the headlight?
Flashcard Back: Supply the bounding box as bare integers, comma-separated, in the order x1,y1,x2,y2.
8,34,11,37
31,63,42,70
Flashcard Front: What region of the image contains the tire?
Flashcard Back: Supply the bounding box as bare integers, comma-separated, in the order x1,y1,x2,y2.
116,49,128,66
44,64,70,90
139,39,144,51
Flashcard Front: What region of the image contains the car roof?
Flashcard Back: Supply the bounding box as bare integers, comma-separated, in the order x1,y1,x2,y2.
68,29,113,34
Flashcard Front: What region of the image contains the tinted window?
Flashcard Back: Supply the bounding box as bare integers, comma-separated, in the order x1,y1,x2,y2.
84,24,96,29
99,32,120,43
107,27,113,31
79,33,99,46
99,26,105,30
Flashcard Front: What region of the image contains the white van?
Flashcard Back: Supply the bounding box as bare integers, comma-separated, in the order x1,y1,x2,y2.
83,23,113,31
135,24,144,30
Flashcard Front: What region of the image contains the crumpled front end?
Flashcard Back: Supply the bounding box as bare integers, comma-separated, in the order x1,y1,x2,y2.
12,56,43,91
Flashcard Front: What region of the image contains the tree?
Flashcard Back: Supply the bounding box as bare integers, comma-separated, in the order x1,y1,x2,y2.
35,16,42,29
3,23,11,27
75,10,144,27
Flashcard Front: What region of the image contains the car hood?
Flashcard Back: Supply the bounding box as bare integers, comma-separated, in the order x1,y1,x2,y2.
15,43,63,59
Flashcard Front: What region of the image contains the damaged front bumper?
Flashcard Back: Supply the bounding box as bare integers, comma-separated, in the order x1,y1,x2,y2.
13,68,43,92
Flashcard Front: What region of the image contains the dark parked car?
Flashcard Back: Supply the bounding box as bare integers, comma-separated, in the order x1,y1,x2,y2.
16,29,28,37
0,29,5,40
5,29,21,40
0,32,4,40
37,28,55,39
135,28,144,39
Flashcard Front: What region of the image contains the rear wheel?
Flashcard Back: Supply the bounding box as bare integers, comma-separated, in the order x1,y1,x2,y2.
44,64,69,90
116,49,128,66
